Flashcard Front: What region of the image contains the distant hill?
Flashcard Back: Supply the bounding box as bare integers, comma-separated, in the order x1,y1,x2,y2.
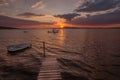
0,26,18,29
64,27,80,29
63,26,120,29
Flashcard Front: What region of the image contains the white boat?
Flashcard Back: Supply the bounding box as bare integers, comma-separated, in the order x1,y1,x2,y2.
7,43,32,53
48,29,59,33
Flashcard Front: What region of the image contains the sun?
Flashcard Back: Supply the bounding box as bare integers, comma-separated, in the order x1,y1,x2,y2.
56,22,65,28
60,25,64,28
59,23,65,28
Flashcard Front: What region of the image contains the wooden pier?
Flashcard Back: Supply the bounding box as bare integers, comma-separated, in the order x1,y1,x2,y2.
37,57,62,80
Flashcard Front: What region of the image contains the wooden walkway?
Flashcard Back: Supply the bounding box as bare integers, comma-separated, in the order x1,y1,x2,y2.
37,57,62,80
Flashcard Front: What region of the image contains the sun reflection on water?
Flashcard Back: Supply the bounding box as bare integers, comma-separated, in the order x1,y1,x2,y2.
57,29,65,47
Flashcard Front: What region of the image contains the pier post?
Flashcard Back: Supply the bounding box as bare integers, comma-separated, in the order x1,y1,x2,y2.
43,42,46,57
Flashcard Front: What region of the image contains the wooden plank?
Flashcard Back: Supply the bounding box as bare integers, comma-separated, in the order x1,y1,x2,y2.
37,57,62,80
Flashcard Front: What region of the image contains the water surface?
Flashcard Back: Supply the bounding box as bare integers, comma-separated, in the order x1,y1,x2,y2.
0,29,120,80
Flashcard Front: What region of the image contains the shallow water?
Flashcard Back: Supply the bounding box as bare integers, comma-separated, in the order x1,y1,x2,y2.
0,29,120,80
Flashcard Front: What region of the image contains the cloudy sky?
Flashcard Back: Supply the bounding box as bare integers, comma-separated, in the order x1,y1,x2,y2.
0,0,120,28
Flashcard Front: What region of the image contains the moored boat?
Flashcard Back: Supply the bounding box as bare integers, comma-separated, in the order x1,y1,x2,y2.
7,43,32,53
48,29,59,33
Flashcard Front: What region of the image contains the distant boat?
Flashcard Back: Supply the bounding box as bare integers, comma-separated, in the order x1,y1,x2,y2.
7,43,32,53
23,31,27,33
48,29,59,33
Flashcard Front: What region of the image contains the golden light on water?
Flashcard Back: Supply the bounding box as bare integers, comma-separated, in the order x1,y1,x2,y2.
57,29,65,46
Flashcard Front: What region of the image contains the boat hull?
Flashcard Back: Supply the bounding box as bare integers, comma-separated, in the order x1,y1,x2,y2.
7,43,32,53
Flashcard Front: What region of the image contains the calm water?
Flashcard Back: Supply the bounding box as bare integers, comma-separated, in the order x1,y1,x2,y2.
0,29,87,54
0,29,120,80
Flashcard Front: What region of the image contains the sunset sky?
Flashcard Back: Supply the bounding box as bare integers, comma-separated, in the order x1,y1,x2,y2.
0,0,120,28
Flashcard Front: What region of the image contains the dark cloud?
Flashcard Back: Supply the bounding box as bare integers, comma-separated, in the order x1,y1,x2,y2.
0,15,53,27
0,0,4,4
0,0,9,6
75,0,120,12
54,13,79,21
73,0,120,26
71,10,120,25
17,12,44,18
